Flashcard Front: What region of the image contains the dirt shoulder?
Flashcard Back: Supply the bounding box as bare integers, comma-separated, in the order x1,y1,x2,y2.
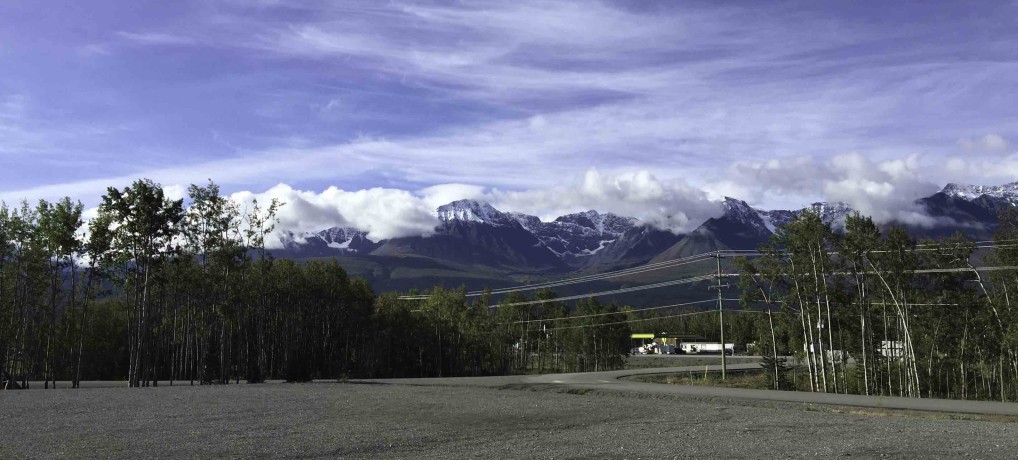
3,381,1018,458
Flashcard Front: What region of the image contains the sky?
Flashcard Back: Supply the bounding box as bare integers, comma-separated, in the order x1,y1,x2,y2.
1,1,1017,240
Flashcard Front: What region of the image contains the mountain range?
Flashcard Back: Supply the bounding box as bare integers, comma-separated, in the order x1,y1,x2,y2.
270,182,1018,297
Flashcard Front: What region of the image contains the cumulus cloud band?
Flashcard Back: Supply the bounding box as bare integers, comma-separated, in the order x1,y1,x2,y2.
226,169,725,247
231,184,439,245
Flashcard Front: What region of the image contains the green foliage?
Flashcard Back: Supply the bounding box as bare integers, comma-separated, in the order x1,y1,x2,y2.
760,354,791,390
5,177,1018,400
734,207,1018,401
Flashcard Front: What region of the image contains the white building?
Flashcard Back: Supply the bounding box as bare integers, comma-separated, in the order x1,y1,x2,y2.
880,340,904,359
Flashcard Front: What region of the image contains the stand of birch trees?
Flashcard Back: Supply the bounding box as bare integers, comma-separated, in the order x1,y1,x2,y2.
739,209,1018,401
10,176,1014,399
1,178,633,387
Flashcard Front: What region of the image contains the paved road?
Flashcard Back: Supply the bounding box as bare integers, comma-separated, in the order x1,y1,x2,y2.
362,363,1018,417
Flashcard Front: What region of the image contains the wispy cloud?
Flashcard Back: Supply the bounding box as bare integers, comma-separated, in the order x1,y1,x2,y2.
959,134,1010,154
115,31,196,46
1,0,1016,220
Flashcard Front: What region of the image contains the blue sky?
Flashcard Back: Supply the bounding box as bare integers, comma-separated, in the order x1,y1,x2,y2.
1,1,1016,238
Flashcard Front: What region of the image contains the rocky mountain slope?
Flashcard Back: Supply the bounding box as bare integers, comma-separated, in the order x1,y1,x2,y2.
271,182,1018,290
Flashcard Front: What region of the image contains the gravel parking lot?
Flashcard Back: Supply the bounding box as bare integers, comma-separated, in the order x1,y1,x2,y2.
2,381,1018,458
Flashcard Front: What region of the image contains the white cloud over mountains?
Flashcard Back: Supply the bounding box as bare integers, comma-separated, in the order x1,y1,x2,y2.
219,160,969,248
227,169,725,247
21,161,1016,252
486,170,722,234
823,153,939,227
707,153,941,226
230,184,439,244
417,183,488,211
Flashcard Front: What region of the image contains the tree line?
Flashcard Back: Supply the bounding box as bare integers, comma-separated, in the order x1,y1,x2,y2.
0,178,633,388
7,177,1014,401
737,209,1018,401
372,289,631,377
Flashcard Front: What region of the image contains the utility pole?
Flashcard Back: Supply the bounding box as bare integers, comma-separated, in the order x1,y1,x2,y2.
710,252,728,380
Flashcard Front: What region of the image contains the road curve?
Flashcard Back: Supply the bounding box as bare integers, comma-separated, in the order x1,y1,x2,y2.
361,363,1018,417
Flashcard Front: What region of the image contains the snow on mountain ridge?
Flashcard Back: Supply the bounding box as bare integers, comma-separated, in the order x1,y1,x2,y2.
720,197,772,237
435,199,518,227
278,181,1017,262
812,201,854,228
722,197,759,221
316,226,366,244
942,182,1018,201
508,212,543,233
430,201,642,259
543,211,637,257
498,209,640,259
553,210,637,236
274,226,370,253
757,201,854,232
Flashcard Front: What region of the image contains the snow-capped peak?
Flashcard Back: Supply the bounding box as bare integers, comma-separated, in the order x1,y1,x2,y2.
274,226,374,253
756,201,855,233
942,182,1018,201
315,226,365,244
720,197,772,236
809,201,853,223
435,199,517,227
722,197,758,221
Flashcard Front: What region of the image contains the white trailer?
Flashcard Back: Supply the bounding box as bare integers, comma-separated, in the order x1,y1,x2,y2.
656,344,676,355
680,342,734,355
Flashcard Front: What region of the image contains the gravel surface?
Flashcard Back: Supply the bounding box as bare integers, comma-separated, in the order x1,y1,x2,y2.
2,381,1018,458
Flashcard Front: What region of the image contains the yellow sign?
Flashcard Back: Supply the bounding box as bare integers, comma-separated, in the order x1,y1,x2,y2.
630,333,655,339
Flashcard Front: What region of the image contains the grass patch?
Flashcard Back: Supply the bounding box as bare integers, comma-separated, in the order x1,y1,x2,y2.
802,404,1018,423
624,355,763,370
632,370,769,389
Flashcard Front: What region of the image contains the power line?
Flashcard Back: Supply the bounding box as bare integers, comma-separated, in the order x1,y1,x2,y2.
541,242,1018,296
487,274,715,309
399,240,1018,302
543,310,715,331
713,238,1018,252
871,302,961,306
718,265,1018,278
398,252,714,300
542,308,765,332
506,298,718,324
480,254,711,294
715,242,1018,259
